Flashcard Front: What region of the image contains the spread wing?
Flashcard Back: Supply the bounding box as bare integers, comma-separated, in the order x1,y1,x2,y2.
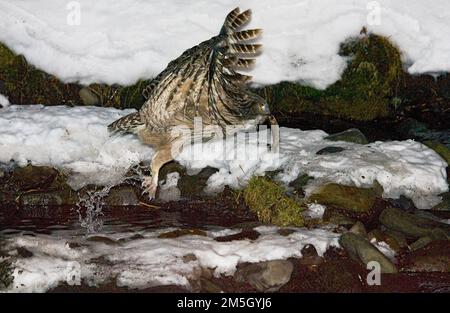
140,8,266,131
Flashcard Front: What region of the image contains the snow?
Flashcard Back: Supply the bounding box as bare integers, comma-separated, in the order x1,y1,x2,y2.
0,105,154,189
1,0,450,89
305,203,327,219
0,105,448,209
1,226,340,292
0,94,9,107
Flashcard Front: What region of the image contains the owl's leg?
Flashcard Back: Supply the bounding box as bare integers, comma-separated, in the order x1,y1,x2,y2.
142,146,173,200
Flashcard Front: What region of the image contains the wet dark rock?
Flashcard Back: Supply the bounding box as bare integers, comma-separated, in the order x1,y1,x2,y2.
19,190,77,206
423,141,450,164
9,165,59,191
86,236,119,245
432,192,450,211
368,229,403,252
310,183,377,213
105,185,140,206
301,244,318,257
79,87,100,106
16,247,33,258
387,195,416,212
316,146,345,155
379,207,450,240
400,240,450,273
199,277,223,293
159,162,218,198
349,221,367,236
277,228,296,237
282,257,365,292
158,229,207,239
234,260,294,292
182,254,197,263
339,232,397,273
324,128,368,145
214,229,260,242
323,209,356,226
409,236,433,251
288,174,312,196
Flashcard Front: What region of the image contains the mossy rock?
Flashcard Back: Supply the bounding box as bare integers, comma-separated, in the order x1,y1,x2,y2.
324,128,368,144
309,183,377,213
0,42,149,109
339,232,397,273
244,176,304,227
423,141,450,165
256,33,402,121
379,207,450,240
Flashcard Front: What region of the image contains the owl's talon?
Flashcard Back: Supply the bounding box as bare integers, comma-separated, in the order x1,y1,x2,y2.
142,176,157,200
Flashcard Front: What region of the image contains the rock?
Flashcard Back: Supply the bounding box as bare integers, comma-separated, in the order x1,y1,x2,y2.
310,183,377,213
200,278,223,293
432,192,450,211
158,229,207,239
16,247,33,258
214,229,260,242
277,228,296,237
423,141,450,164
379,207,450,240
158,172,181,202
409,236,433,251
182,254,197,263
234,260,294,292
86,236,119,245
316,146,345,155
401,240,450,272
10,165,59,191
349,221,367,236
288,174,312,196
79,87,100,106
324,128,368,145
105,185,140,206
339,232,397,273
387,195,416,212
301,244,318,257
323,209,356,226
368,229,403,252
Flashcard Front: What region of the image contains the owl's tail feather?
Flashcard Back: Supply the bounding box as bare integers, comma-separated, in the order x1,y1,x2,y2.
220,8,262,76
107,112,145,135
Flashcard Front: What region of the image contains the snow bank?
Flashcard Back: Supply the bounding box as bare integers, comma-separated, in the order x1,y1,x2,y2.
0,105,154,189
1,226,340,292
1,0,450,88
0,105,447,209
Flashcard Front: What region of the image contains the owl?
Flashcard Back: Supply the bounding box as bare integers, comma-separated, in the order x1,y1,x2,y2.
108,8,277,199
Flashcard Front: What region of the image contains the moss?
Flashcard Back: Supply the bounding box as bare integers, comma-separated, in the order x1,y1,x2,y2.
0,42,149,109
423,141,450,165
243,176,304,227
309,183,377,213
256,33,403,121
0,32,403,119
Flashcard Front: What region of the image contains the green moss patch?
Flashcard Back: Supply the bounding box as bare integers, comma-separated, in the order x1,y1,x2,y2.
244,176,304,227
257,32,403,121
